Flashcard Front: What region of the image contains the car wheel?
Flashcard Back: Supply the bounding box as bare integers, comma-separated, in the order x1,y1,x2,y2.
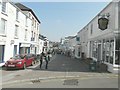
23,63,26,69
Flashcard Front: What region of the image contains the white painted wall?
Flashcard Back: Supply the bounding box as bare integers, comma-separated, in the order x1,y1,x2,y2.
0,1,38,66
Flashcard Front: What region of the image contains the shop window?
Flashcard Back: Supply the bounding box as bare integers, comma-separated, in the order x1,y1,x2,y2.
102,40,106,61
105,40,110,62
92,41,97,58
115,38,120,65
109,40,114,64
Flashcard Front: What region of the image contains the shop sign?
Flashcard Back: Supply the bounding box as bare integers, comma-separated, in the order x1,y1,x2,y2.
98,17,109,30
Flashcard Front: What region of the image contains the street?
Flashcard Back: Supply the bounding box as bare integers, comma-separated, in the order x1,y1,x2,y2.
1,54,118,88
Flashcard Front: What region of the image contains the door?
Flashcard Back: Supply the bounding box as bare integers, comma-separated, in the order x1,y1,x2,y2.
98,44,102,61
13,45,17,56
0,45,5,63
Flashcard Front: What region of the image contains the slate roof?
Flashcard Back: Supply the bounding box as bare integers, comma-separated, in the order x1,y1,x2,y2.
15,3,41,23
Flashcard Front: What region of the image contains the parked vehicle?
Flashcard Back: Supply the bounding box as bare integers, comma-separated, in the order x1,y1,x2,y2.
5,54,35,70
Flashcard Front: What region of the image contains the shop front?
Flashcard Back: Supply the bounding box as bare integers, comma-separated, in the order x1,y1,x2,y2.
19,43,30,54
90,34,120,73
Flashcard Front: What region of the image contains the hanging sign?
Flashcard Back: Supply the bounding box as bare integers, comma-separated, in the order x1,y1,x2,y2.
98,18,109,30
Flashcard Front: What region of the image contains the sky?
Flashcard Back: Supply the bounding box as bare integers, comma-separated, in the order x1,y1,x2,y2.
15,1,110,42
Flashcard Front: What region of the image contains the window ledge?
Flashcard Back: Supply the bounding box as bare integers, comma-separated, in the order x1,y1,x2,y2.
16,20,20,23
1,12,8,16
0,34,6,37
25,25,28,27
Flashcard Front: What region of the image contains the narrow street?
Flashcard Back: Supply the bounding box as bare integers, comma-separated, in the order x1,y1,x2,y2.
1,54,118,88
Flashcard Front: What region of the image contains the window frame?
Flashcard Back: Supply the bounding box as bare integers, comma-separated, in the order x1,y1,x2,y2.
0,18,7,35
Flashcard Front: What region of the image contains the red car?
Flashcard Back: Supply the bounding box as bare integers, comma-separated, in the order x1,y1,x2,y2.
5,54,35,70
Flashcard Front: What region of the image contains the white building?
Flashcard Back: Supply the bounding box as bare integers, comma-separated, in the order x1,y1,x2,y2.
0,1,41,66
60,36,77,56
77,1,120,73
15,3,41,55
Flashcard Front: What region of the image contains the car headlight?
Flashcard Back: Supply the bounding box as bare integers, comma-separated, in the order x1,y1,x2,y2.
17,62,22,64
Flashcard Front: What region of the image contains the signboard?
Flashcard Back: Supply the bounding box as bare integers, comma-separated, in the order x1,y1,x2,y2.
98,18,109,30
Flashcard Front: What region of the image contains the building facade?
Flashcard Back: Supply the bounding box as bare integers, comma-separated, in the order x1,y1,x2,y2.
15,3,41,55
0,1,41,66
77,1,120,73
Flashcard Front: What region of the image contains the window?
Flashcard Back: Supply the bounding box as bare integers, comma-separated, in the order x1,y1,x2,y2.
25,16,28,26
92,41,97,58
32,17,34,26
76,37,80,41
0,45,5,63
35,20,36,28
37,23,39,30
29,13,31,18
16,9,19,20
2,2,6,13
0,18,6,34
34,32,35,41
15,25,18,37
90,24,93,34
31,31,33,37
25,29,27,40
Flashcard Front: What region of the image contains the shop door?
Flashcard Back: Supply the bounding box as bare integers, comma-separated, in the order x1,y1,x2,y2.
98,44,102,61
13,45,17,56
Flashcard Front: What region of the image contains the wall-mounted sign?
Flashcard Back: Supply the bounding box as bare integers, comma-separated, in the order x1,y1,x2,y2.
98,17,109,30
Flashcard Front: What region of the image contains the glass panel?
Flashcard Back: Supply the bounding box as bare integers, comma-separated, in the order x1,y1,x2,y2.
2,2,6,13
110,40,114,64
0,19,6,34
92,41,97,58
15,25,18,37
106,40,110,62
102,40,106,61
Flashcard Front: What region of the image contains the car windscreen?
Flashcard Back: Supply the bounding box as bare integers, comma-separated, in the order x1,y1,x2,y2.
11,55,24,60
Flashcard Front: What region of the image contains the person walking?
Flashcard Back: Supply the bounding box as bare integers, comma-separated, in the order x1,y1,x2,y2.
44,52,51,69
39,51,45,69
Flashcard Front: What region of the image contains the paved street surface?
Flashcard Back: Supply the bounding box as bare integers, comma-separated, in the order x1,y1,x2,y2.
1,54,118,88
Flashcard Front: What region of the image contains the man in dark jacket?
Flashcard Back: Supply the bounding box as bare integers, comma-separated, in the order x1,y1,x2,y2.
40,52,45,69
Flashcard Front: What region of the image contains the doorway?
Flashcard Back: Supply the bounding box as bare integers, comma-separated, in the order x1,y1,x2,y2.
98,44,102,61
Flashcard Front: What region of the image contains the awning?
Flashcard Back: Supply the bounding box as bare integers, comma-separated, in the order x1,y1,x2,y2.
20,43,30,47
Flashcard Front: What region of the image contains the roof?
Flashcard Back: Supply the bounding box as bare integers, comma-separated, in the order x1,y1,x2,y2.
15,3,41,23
65,36,76,39
39,34,47,40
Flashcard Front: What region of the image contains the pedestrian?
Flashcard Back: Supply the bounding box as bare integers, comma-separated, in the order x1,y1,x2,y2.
44,52,50,69
39,51,45,69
